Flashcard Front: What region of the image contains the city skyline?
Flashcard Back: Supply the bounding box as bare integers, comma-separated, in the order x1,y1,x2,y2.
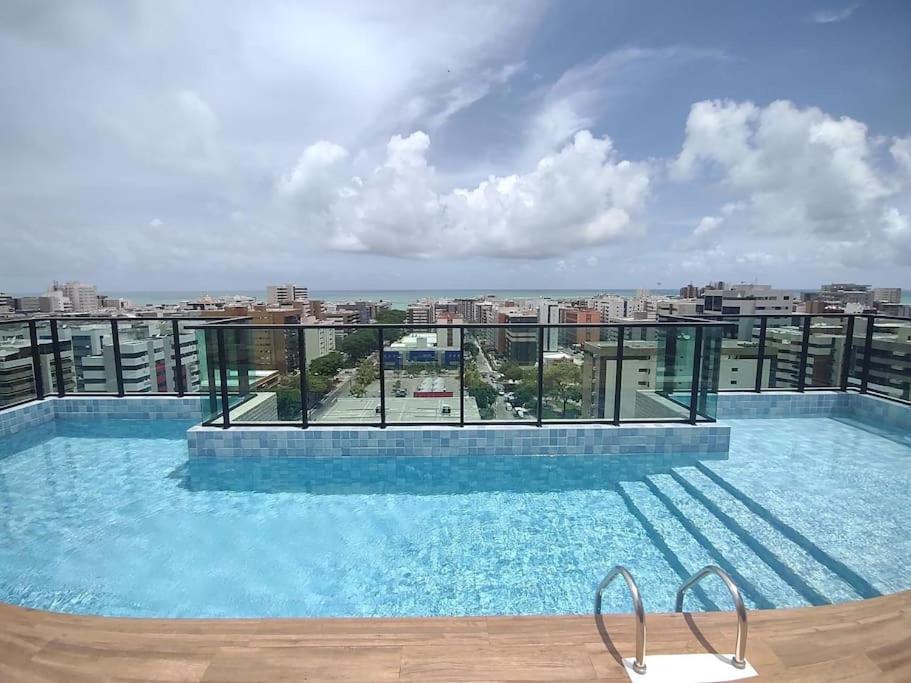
2,1,910,291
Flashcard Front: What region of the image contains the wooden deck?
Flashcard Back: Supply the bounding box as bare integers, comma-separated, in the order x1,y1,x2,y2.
2,592,909,682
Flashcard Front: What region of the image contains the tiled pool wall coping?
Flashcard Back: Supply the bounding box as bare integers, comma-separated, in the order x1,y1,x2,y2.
715,390,911,432
0,396,207,436
1,391,908,457
186,422,732,458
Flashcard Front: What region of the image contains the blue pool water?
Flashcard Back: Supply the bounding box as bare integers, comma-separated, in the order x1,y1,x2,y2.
0,416,909,618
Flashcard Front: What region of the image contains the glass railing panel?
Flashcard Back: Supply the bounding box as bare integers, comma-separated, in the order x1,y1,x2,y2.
382,325,461,424
112,320,180,394
199,328,222,424
55,320,114,393
619,326,693,421
698,325,722,419
227,327,302,425
711,316,769,390
464,326,537,422
865,317,911,401
543,325,607,421
846,316,867,390
803,316,848,389
761,315,804,389
310,327,380,425
0,322,38,406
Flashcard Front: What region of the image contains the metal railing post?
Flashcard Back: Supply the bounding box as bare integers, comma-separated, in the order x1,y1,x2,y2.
110,319,125,396
172,319,185,397
536,326,544,426
613,327,624,425
796,316,810,392
298,327,308,428
840,315,855,392
377,327,386,428
861,315,874,393
689,327,703,424
755,317,767,393
216,327,230,429
459,325,465,427
50,320,65,397
28,320,45,400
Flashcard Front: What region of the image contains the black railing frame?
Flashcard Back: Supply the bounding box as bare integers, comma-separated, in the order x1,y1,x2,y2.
2,313,910,421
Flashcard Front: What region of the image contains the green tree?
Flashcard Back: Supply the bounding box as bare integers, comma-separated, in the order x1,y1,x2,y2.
350,358,378,397
501,363,525,381
512,380,538,410
543,362,582,417
338,330,378,363
309,351,345,377
275,378,301,421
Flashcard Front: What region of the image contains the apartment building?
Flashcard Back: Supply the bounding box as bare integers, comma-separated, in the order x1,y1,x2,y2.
581,337,770,418
266,283,308,306
60,282,100,313
873,288,902,305
0,329,75,404
406,302,436,326
496,310,538,363
702,283,795,316
559,308,601,346
590,295,628,322
0,292,12,315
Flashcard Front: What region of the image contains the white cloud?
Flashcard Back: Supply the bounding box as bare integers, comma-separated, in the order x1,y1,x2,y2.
693,215,723,237
812,5,858,23
672,99,910,268
892,137,911,173
277,129,651,259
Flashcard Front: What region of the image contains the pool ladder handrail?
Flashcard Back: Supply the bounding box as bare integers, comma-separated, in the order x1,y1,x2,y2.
595,565,647,674
675,564,748,669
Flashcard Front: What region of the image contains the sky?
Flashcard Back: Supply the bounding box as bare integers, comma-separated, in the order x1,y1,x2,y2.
1,0,910,293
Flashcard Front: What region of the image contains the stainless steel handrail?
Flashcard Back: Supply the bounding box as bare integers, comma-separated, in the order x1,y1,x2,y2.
675,564,748,669
595,566,647,674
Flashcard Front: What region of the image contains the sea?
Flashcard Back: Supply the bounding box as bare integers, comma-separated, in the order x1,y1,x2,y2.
105,288,911,309
108,289,681,309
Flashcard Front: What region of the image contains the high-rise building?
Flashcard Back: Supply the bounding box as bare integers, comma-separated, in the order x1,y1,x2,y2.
266,283,308,306
679,283,701,298
58,281,99,312
559,308,600,346
406,302,436,326
0,327,75,404
0,292,12,315
873,288,901,305
702,283,795,316
496,310,537,362
39,290,72,313
590,295,628,322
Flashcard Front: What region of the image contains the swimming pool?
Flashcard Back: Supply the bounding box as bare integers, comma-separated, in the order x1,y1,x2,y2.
0,414,908,618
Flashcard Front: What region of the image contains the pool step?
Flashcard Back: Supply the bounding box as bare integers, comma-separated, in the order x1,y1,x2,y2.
691,463,881,600
671,467,863,605
644,474,807,610
617,482,727,611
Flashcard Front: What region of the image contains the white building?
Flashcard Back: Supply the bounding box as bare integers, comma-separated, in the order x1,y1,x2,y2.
406,302,436,326
702,283,795,316
266,283,308,306
590,295,628,322
873,287,901,304
59,282,99,313
39,290,72,313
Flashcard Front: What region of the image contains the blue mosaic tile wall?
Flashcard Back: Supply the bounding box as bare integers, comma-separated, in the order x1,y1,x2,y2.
715,391,850,419
0,400,55,436
0,397,206,438
845,393,911,432
187,423,732,458
715,391,911,426
53,397,206,421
